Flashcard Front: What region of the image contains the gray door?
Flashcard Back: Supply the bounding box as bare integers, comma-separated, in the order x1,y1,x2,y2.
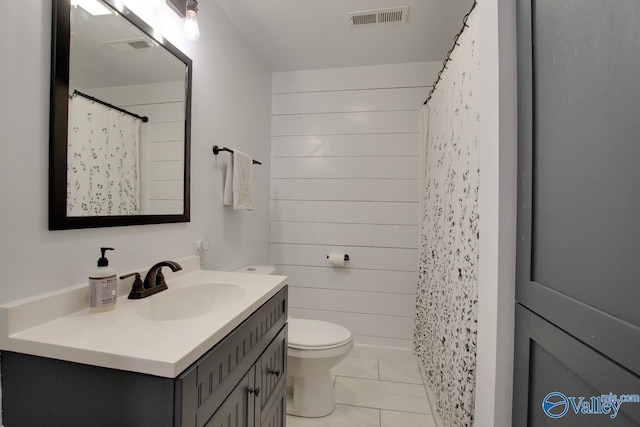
260,386,286,427
514,0,640,425
205,367,256,427
257,326,287,426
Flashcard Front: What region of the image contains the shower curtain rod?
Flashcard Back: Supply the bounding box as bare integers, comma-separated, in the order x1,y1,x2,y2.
424,1,478,105
70,90,149,123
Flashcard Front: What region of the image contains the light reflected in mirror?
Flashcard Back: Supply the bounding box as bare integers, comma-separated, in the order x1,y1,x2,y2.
67,0,188,217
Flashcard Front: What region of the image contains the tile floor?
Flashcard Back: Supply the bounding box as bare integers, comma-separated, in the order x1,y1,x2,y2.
286,356,439,427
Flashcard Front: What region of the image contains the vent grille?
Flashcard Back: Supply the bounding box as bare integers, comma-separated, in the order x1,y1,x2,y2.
103,38,154,52
352,13,377,26
128,40,152,50
348,6,409,27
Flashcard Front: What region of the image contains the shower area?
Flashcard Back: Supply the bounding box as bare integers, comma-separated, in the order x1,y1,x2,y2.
67,93,142,216
414,5,480,427
268,1,490,425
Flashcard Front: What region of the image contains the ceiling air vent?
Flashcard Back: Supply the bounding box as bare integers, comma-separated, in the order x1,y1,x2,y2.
127,40,153,50
103,39,154,53
348,6,409,27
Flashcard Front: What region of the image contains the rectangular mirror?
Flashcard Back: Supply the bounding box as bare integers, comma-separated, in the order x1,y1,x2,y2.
50,0,191,229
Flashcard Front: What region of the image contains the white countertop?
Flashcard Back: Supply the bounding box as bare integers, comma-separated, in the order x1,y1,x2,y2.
0,259,287,378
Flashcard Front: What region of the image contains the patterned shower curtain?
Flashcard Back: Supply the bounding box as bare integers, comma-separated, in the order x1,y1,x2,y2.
67,95,140,216
414,9,480,427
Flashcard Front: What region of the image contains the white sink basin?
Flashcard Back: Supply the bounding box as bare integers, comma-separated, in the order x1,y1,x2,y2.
137,283,245,321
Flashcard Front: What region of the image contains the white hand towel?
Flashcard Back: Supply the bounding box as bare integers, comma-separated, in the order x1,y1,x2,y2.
223,154,233,206
232,150,253,210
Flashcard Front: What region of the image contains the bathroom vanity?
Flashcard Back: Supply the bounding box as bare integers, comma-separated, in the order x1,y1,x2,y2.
0,257,288,427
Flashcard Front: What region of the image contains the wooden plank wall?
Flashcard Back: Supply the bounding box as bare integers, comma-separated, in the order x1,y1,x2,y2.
270,62,439,349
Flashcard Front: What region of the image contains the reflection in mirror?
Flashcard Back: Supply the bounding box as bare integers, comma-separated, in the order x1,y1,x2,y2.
50,0,191,229
68,2,186,216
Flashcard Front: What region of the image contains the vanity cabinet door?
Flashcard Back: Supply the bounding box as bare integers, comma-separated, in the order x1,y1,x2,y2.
260,385,286,427
204,367,256,427
204,324,288,427
177,288,288,427
256,325,287,425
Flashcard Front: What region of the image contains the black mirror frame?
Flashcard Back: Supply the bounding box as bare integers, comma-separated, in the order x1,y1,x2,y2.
49,0,192,230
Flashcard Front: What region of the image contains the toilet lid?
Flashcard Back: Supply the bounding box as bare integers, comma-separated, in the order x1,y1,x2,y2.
288,318,352,350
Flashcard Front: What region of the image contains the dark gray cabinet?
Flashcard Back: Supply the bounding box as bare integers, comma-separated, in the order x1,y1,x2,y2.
205,368,254,427
514,0,640,424
260,386,286,427
257,328,287,426
204,328,287,427
514,305,640,426
1,287,288,427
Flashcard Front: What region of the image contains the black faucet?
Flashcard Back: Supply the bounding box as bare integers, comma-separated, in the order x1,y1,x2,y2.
120,261,182,299
144,261,182,290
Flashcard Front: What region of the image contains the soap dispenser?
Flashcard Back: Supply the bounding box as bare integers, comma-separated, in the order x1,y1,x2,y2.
89,247,117,312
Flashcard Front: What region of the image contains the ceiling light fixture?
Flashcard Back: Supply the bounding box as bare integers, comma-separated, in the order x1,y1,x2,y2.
71,0,112,16
184,0,200,41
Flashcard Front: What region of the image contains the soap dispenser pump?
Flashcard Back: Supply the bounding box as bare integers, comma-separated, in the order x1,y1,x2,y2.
89,247,117,312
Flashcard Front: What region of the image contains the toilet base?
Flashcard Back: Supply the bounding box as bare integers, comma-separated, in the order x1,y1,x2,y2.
286,373,335,418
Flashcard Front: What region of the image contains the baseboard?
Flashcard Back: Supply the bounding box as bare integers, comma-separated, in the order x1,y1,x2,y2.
349,342,417,362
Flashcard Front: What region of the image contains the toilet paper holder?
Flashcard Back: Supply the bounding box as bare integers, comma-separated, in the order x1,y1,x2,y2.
326,254,350,261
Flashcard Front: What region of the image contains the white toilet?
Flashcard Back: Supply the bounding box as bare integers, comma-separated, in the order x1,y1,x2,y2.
286,317,353,417
235,265,354,418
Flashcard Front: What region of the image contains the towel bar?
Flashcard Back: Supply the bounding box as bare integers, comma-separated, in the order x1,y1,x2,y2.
212,145,262,165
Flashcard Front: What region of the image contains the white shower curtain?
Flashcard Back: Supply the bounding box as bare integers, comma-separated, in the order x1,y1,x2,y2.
67,95,140,216
414,9,480,427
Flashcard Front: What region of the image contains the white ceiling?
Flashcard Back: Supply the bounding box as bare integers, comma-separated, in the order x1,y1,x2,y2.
70,6,185,90
216,0,474,72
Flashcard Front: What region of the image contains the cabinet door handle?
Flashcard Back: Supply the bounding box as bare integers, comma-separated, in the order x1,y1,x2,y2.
268,369,281,378
248,386,261,397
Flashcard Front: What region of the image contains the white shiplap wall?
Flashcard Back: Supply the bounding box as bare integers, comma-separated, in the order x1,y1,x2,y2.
270,62,439,350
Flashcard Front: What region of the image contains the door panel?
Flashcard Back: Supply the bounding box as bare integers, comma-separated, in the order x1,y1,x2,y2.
516,0,640,368
515,0,640,424
260,386,286,427
531,0,640,328
205,368,255,427
258,326,287,425
514,306,640,425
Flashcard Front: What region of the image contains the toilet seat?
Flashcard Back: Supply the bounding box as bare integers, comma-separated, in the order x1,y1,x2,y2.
288,318,352,350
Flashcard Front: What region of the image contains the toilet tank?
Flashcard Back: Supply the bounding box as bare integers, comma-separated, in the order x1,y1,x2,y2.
235,265,276,275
